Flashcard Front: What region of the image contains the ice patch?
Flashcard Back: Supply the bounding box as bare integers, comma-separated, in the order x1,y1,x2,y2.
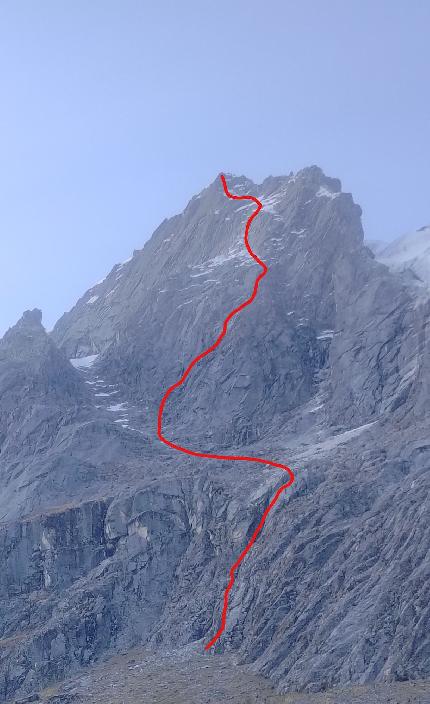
86,295,99,305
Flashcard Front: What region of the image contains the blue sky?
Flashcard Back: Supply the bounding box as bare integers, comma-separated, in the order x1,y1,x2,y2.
0,1,429,335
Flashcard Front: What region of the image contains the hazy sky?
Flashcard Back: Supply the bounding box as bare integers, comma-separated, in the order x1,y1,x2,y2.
0,1,429,336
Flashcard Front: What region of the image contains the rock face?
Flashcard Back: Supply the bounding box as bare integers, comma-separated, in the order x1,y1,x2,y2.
1,167,429,700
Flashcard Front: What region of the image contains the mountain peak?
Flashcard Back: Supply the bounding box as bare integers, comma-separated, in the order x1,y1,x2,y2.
52,165,365,357
1,308,45,347
19,307,43,328
295,164,342,192
191,172,256,202
3,164,430,701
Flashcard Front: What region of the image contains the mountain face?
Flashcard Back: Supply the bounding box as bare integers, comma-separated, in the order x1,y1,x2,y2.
1,167,430,701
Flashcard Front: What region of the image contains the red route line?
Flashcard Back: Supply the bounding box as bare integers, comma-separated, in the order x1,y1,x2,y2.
157,174,295,650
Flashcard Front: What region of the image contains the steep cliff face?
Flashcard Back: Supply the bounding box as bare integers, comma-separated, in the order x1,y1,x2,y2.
1,168,430,700
52,167,372,447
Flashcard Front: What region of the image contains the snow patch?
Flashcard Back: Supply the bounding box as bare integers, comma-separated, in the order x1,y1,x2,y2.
309,403,325,413
70,354,99,369
261,187,289,213
107,403,128,412
376,226,430,288
190,271,213,278
299,422,377,459
316,186,340,200
397,362,418,393
90,277,106,289
116,257,132,271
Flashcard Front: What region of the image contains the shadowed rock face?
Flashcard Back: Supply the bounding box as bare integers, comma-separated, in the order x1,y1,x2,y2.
1,167,430,700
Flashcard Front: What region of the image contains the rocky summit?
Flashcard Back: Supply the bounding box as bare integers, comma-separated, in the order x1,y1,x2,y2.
1,166,429,702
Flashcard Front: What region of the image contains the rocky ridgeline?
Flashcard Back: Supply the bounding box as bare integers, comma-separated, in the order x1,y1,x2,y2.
0,167,429,701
